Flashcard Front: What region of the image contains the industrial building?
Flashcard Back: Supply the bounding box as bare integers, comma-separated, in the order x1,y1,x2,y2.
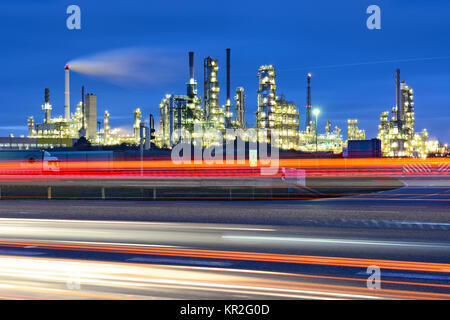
255,65,300,148
158,52,204,148
156,53,344,153
24,49,352,154
234,87,246,128
348,119,366,141
203,56,222,129
297,73,344,154
0,136,38,150
298,121,343,154
158,49,245,148
27,65,144,147
21,49,447,158
377,69,444,157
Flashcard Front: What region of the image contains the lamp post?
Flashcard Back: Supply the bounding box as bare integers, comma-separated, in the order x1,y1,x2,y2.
313,108,320,152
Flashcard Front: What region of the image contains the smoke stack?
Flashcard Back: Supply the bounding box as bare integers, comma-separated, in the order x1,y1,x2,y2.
45,88,49,104
43,88,51,124
226,48,231,106
306,73,312,130
150,114,154,130
189,51,194,80
64,65,70,120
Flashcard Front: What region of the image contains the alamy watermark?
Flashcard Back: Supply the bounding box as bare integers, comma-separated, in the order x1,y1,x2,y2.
170,125,279,175
366,265,381,289
66,5,81,30
366,5,381,30
66,267,81,290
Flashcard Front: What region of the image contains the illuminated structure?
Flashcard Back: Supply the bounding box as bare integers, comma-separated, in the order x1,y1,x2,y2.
298,119,343,154
157,56,344,152
27,117,34,137
297,75,344,153
256,65,277,130
30,84,85,147
26,51,349,153
274,95,300,150
255,65,300,148
202,49,234,130
28,66,144,147
158,50,245,148
234,87,246,128
348,119,365,141
24,54,447,157
103,111,110,144
316,128,344,154
159,52,204,147
203,56,223,129
133,108,142,140
378,69,443,157
256,65,277,145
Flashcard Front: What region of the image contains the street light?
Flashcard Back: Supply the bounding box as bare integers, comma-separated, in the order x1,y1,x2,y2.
313,108,320,152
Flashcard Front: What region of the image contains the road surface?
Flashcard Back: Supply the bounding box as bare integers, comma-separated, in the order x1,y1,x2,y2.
0,178,448,299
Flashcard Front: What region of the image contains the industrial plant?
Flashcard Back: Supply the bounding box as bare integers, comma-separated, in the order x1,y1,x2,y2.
26,65,144,148
377,69,442,157
157,49,356,154
9,49,447,157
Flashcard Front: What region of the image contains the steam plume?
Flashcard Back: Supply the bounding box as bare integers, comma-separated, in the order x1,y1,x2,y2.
66,47,183,86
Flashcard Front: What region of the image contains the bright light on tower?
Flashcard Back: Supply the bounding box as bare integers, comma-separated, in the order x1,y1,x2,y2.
313,108,320,117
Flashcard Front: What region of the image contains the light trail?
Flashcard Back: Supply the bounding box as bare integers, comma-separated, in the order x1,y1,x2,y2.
0,255,449,300
0,157,448,178
0,240,449,273
222,235,450,248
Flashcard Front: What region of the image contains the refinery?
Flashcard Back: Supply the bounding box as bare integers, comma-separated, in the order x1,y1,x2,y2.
10,49,448,157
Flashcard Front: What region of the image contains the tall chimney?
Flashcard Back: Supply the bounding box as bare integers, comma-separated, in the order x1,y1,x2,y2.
189,51,194,80
45,88,49,104
306,73,312,130
44,88,51,124
150,114,154,130
226,48,231,106
64,65,70,120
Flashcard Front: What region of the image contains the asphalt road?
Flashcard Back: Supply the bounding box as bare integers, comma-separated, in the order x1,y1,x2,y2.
0,178,448,299
0,218,449,299
0,178,448,226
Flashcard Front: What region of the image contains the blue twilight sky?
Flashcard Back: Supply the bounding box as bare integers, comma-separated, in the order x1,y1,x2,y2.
0,0,449,142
